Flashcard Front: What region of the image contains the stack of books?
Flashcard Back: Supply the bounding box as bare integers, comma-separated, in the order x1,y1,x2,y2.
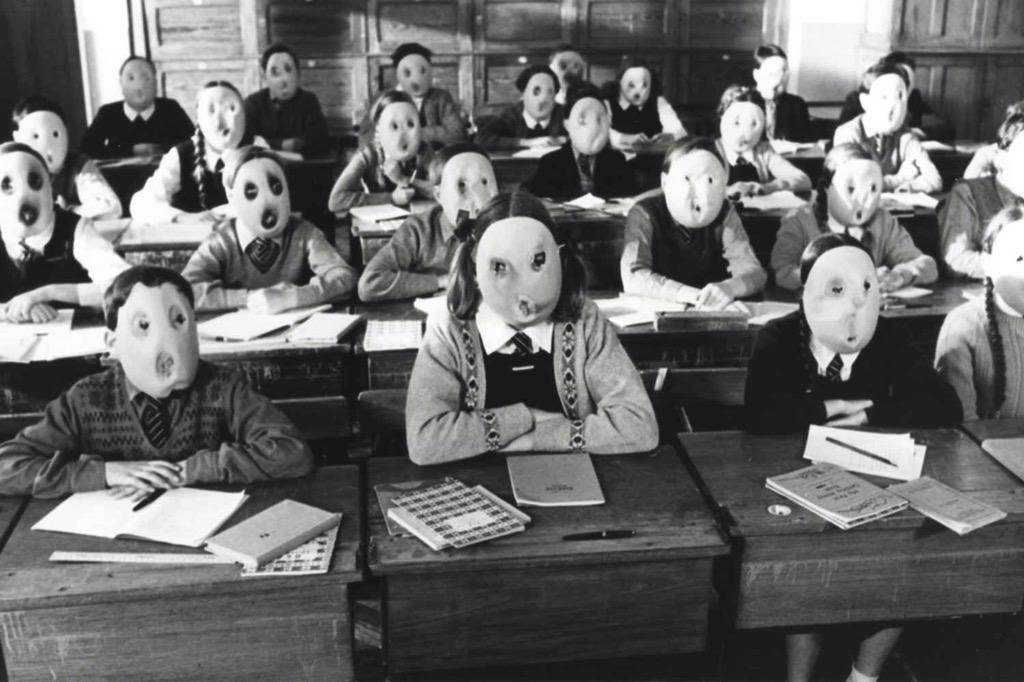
766,462,908,530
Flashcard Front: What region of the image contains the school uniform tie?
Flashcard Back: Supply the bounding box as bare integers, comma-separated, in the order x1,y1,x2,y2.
729,156,759,184
577,154,594,193
14,241,39,277
134,393,170,448
245,237,280,273
510,331,533,356
532,123,546,134
825,354,844,382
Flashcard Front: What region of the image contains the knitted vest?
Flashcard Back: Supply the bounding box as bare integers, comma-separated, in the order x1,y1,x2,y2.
609,98,662,137
0,209,88,299
483,348,562,412
74,362,233,461
636,194,730,287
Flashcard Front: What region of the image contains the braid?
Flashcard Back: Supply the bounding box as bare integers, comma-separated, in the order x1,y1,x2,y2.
812,174,830,234
191,126,209,209
797,302,819,390
984,277,1007,416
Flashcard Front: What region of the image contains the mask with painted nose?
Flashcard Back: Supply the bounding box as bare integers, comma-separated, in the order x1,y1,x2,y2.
434,151,497,232
475,216,561,328
13,111,69,175
396,53,431,99
376,101,421,163
550,49,586,93
108,281,200,400
802,245,880,355
197,85,246,153
860,73,908,136
719,101,765,156
566,96,610,156
661,149,727,229
521,72,557,123
826,158,883,228
0,148,55,248
226,153,291,239
619,67,651,108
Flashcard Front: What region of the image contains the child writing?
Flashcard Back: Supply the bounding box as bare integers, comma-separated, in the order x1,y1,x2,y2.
936,206,1024,419
358,142,497,302
182,146,356,311
475,65,566,150
772,142,937,291
939,111,1024,279
0,265,314,498
751,44,811,142
244,44,330,156
715,84,811,198
405,191,657,464
832,61,941,193
12,97,121,220
525,83,633,200
744,232,960,682
604,57,685,152
80,56,194,160
621,136,766,310
130,80,267,223
549,44,586,107
328,90,434,214
0,142,128,323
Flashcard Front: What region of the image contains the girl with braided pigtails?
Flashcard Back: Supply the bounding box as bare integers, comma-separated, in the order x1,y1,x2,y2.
936,206,1024,419
130,81,266,224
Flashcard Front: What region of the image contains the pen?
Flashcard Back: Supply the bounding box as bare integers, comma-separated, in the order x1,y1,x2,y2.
132,488,167,512
824,436,898,468
562,529,636,541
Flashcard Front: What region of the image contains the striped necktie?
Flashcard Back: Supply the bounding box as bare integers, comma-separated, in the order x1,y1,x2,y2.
134,393,170,448
245,237,280,273
825,354,844,382
510,331,533,356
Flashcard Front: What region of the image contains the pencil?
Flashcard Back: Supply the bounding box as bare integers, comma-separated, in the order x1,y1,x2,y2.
824,435,898,468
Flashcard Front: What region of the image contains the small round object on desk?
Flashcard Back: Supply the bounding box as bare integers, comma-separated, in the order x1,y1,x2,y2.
767,504,792,517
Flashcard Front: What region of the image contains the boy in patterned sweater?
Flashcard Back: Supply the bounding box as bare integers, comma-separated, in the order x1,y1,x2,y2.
0,265,314,498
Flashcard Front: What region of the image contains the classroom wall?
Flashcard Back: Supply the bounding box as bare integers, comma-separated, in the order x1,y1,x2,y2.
75,0,132,119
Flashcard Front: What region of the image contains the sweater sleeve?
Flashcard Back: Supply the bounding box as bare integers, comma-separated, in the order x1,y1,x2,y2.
327,148,391,214
292,224,357,306
720,210,767,297
0,388,107,497
357,216,444,302
530,306,658,454
762,145,812,192
934,306,981,422
620,202,698,303
899,134,943,194
405,315,535,464
938,183,987,279
744,319,829,434
771,210,810,290
964,144,999,180
421,89,466,145
130,146,186,222
184,373,314,484
866,328,963,427
180,232,248,311
878,213,938,284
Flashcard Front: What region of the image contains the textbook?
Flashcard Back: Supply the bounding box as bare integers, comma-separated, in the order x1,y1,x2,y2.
766,462,908,530
374,479,444,536
362,319,423,351
32,488,249,548
507,453,605,507
889,476,1006,535
980,438,1024,483
240,525,339,577
348,203,410,224
205,499,341,569
285,312,363,344
737,190,807,212
198,304,330,342
803,425,925,481
388,477,531,550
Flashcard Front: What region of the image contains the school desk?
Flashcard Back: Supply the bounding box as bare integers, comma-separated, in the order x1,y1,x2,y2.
0,465,362,682
678,429,1024,630
94,217,206,271
961,418,1024,443
779,144,973,192
365,447,728,673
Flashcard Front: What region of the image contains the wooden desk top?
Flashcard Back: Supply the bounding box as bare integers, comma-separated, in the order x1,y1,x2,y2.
961,418,1024,443
678,429,1024,538
0,465,362,611
366,447,728,576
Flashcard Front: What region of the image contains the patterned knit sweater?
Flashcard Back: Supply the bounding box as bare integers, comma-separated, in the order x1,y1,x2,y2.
0,361,313,497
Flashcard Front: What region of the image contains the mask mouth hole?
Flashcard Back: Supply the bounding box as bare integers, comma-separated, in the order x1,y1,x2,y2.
261,209,278,229
156,352,175,379
18,203,38,227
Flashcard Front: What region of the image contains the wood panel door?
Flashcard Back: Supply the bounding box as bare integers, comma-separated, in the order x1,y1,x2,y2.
677,51,753,109
913,54,984,140
474,0,568,51
680,0,766,49
158,59,257,120
258,0,368,56
981,56,1024,138
369,0,471,55
894,0,984,48
577,0,677,50
145,0,255,60
980,0,1024,49
301,57,370,134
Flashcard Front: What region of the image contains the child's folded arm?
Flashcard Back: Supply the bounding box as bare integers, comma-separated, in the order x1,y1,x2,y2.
934,308,981,421
721,215,768,297
771,215,808,290
744,324,828,434
621,207,696,303
656,96,686,138
72,218,131,303
358,221,440,301
938,187,986,278
290,223,357,306
327,151,392,213
764,148,812,193
74,159,123,220
900,136,942,193
130,147,187,222
880,214,938,284
180,237,247,310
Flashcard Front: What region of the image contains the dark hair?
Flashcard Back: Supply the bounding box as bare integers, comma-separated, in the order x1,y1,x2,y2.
391,42,432,66
427,141,490,185
447,191,586,321
104,265,195,331
369,89,416,126
0,141,48,169
222,146,284,189
997,112,1024,150
859,60,909,94
119,55,156,76
190,80,246,210
980,205,1024,415
515,64,559,94
260,44,299,73
881,51,916,70
11,96,65,129
549,43,580,60
754,44,788,66
812,143,879,247
716,84,765,120
563,82,603,117
661,135,726,174
611,57,663,99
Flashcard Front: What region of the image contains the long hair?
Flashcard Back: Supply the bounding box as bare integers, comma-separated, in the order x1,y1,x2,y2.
813,142,879,251
192,80,245,210
447,191,586,322
980,205,1024,415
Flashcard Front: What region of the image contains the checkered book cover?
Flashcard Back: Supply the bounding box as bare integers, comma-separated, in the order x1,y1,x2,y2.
391,477,526,548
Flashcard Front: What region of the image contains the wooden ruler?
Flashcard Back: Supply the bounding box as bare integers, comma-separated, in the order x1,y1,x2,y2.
49,551,234,565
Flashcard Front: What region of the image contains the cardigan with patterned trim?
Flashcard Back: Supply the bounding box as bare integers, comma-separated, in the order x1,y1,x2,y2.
405,299,658,464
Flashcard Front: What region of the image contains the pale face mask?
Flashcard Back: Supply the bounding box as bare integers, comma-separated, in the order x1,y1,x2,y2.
108,282,200,400
619,67,651,108
265,52,300,102
826,158,883,227
566,97,610,156
719,101,765,156
227,157,291,240
396,53,431,98
550,50,586,92
753,56,788,101
997,134,1024,198
859,73,908,136
120,59,158,114
0,150,55,246
802,246,880,355
13,111,69,175
197,86,246,153
522,72,557,123
434,152,497,229
987,218,1024,316
661,149,727,229
376,101,421,163
475,217,562,328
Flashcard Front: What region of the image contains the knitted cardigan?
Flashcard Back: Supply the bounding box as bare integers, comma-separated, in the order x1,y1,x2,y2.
405,299,658,464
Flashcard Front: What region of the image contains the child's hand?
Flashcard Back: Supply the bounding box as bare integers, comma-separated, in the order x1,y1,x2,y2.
247,283,300,314
823,399,873,422
529,408,563,424
876,266,909,293
391,186,416,206
695,283,735,311
499,432,535,452
4,292,56,323
105,460,184,493
828,409,870,426
727,182,763,199
436,273,450,290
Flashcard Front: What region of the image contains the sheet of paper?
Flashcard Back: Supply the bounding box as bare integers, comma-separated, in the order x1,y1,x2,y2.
33,491,137,538
199,329,290,355
511,146,560,158
0,332,39,363
566,193,606,210
746,301,799,326
348,204,410,223
881,192,939,210
889,476,1006,535
126,488,249,547
981,438,1024,483
0,309,74,336
770,139,817,155
198,304,330,342
363,319,423,351
740,191,807,212
885,286,933,300
286,313,362,344
31,327,108,361
413,295,448,318
803,424,924,481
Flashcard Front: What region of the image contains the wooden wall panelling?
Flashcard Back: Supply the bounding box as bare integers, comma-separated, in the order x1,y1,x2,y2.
577,0,678,50
980,0,1024,49
257,0,368,56
679,51,753,108
368,0,472,55
894,0,984,49
912,53,984,140
145,0,254,60
679,0,767,50
300,57,370,134
158,59,259,120
474,0,569,51
369,54,466,112
981,55,1024,139
475,52,549,110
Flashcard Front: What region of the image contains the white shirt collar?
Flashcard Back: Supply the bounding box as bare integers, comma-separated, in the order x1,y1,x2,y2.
717,139,750,166
234,218,285,251
809,334,860,382
522,109,550,131
475,301,553,355
124,102,156,122
618,94,646,111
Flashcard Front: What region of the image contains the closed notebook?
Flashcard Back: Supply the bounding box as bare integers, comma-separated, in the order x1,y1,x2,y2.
981,438,1024,483
889,476,1006,535
766,462,908,530
204,499,341,569
507,453,605,507
286,312,363,344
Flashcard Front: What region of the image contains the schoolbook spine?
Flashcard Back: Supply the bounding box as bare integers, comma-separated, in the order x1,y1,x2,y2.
206,513,341,569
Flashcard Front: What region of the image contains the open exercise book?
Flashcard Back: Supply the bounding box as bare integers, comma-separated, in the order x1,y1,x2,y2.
198,304,330,342
593,294,797,330
766,462,908,530
32,488,249,548
803,425,926,481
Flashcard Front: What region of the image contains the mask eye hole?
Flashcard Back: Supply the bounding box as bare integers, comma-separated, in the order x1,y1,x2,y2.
27,172,43,191
532,252,546,270
244,182,258,201
268,176,283,196
52,130,59,139
169,305,188,330
131,312,150,337
864,280,872,292
0,177,11,194
491,260,507,275
870,183,877,192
